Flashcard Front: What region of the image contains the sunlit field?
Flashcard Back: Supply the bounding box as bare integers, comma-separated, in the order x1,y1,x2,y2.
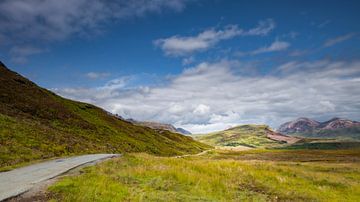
49,149,360,201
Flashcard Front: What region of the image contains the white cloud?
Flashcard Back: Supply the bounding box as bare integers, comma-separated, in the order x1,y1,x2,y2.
85,72,110,80
179,122,236,134
154,19,275,56
245,19,276,36
251,40,290,55
324,33,356,47
193,104,210,115
55,59,360,134
154,25,242,56
100,77,132,90
182,56,195,65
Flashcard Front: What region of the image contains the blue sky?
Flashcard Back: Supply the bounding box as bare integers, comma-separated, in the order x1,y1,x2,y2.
1,0,360,133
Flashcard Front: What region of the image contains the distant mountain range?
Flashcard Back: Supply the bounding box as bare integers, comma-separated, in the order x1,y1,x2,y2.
174,127,192,135
125,119,191,135
278,117,360,139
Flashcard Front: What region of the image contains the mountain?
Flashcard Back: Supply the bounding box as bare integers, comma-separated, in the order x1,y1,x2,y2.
175,127,192,135
126,119,191,135
278,117,360,139
319,117,360,130
278,117,320,133
196,124,301,148
0,62,210,168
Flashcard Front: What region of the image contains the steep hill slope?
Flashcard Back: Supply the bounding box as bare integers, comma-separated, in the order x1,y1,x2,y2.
196,125,300,148
278,117,360,140
0,62,210,168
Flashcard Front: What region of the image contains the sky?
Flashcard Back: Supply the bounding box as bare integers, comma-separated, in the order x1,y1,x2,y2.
1,0,360,133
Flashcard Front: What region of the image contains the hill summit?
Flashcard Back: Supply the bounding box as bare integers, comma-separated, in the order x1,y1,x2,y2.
196,124,300,149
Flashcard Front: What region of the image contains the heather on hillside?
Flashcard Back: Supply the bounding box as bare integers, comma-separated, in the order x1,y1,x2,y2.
0,63,210,169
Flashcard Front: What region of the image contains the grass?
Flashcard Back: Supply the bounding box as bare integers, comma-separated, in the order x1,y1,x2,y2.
276,142,360,150
196,124,284,148
0,62,211,169
49,149,360,201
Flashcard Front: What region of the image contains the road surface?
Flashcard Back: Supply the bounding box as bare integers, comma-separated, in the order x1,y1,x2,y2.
0,154,119,201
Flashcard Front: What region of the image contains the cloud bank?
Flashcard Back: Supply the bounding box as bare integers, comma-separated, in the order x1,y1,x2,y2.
55,59,360,134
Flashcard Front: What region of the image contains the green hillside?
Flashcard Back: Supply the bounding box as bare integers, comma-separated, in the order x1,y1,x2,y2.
196,125,291,148
0,62,211,169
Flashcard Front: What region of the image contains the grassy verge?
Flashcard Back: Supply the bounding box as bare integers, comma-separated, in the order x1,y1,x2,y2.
49,149,360,201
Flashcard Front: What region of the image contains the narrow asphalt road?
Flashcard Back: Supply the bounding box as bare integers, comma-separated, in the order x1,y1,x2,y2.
0,154,119,201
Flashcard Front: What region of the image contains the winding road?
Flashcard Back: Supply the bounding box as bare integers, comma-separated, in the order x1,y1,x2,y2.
0,154,119,201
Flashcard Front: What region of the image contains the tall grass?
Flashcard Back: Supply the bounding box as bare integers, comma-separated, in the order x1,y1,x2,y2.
49,149,360,201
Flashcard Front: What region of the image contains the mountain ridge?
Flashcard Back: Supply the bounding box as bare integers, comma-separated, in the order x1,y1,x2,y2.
278,117,360,139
